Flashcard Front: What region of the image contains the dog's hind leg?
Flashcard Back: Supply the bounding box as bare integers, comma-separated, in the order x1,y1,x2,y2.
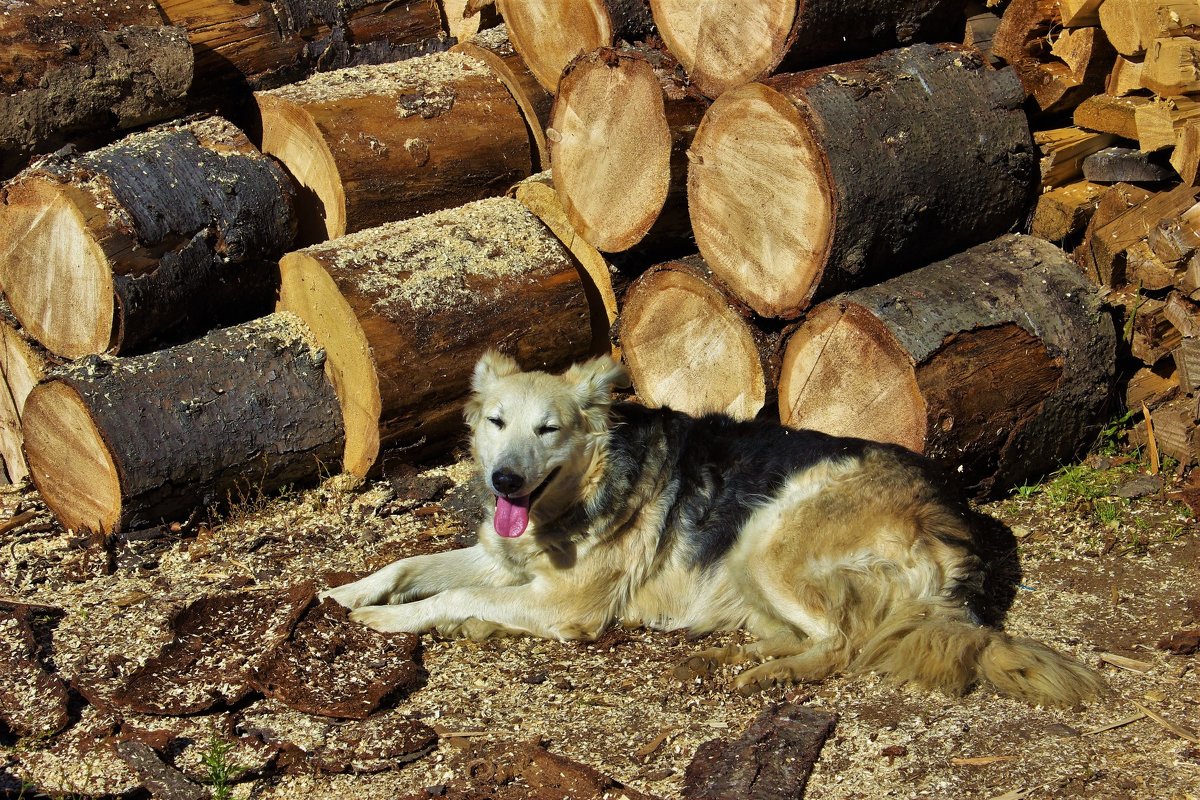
673,633,806,681
731,635,854,694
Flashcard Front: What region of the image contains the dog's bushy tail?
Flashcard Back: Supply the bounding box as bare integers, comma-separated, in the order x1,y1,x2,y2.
851,600,1105,707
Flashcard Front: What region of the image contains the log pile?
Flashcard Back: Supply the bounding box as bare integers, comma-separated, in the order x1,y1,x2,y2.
1015,0,1200,467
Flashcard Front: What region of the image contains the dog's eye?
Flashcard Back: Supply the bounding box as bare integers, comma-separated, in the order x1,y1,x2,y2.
537,424,560,436
488,416,505,429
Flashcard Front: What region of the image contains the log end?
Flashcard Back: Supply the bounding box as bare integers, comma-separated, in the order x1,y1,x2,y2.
23,379,122,534
649,0,796,98
496,0,614,92
256,95,346,245
277,251,381,478
779,302,926,451
688,81,833,319
0,177,115,358
550,51,672,253
622,267,769,419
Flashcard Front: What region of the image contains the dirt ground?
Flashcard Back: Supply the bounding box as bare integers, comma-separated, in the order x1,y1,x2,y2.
1,442,1198,800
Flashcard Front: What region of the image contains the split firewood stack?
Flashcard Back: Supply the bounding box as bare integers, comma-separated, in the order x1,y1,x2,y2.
1002,0,1200,467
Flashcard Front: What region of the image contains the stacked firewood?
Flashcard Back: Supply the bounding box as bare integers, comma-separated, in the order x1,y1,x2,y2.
1002,0,1200,466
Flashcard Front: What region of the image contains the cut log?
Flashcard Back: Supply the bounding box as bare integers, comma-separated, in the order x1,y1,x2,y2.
1073,94,1152,141
1031,181,1105,243
993,0,1116,114
494,0,655,92
618,255,782,421
649,0,967,99
1099,0,1200,59
778,234,1116,496
1127,240,1181,291
276,197,600,476
1131,297,1183,365
256,51,532,245
688,44,1035,320
157,0,448,99
1165,291,1200,337
443,0,503,42
0,117,295,359
1088,185,1200,286
452,25,554,170
1134,396,1197,464
1072,182,1153,284
1125,361,1178,411
1107,55,1146,95
0,0,193,178
549,45,707,255
1171,122,1200,185
21,313,345,534
508,172,629,354
1035,127,1119,188
1137,96,1200,151
0,304,56,485
1143,36,1200,96
1062,0,1105,27
1174,338,1200,394
1083,147,1175,183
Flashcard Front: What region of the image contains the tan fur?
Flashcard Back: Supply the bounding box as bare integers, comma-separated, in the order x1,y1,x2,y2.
324,353,1105,707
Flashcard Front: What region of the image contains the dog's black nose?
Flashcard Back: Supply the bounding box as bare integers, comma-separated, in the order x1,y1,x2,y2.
492,469,525,495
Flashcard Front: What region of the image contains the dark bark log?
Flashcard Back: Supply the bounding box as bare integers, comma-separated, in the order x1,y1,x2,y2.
1083,147,1175,183
779,234,1117,497
21,313,344,534
618,255,782,420
651,0,967,98
0,1,193,178
550,45,707,255
0,117,295,358
277,197,600,476
689,43,1036,319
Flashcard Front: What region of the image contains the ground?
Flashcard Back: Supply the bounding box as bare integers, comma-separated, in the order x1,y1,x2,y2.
1,440,1198,800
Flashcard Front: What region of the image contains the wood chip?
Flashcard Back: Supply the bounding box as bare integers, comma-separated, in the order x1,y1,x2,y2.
1100,652,1155,672
952,755,1019,765
1131,701,1200,744
1082,711,1147,736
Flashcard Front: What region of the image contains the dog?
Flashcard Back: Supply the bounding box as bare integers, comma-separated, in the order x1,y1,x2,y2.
323,351,1104,706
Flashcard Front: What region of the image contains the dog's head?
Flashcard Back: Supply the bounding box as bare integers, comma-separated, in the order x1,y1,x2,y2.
464,350,629,538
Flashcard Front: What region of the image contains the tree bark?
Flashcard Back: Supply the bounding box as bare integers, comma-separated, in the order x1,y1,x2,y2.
778,234,1117,497
0,117,295,359
157,0,450,105
549,45,707,256
618,256,781,421
256,51,533,245
688,44,1036,320
0,303,57,485
508,172,629,356
495,0,654,92
0,0,193,178
21,313,345,534
649,0,966,99
993,0,1116,114
276,197,601,476
452,25,554,170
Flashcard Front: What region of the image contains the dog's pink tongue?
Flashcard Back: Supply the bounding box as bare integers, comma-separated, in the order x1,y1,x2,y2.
494,494,530,538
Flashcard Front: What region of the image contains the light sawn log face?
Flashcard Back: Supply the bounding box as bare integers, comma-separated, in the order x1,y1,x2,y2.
779,234,1116,497
689,43,1035,320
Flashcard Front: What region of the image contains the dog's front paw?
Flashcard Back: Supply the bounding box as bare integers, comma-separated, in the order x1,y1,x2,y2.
437,617,516,641
349,605,423,633
320,578,387,610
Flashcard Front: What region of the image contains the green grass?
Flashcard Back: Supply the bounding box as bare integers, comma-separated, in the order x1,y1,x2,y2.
199,736,244,800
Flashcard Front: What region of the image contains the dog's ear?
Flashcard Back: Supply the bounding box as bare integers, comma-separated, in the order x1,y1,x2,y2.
464,350,521,426
565,355,630,410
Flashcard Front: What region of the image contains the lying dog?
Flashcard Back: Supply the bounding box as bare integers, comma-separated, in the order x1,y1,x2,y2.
324,351,1103,706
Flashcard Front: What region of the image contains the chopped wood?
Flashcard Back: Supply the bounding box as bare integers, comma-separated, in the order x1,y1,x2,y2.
1074,182,1154,283
1136,96,1200,152
1125,363,1179,411
1099,652,1156,672
1171,121,1200,185
1131,701,1200,744
1107,55,1146,95
779,235,1115,497
689,44,1035,319
964,10,1003,64
1143,36,1200,95
1083,146,1175,183
1164,292,1200,336
550,45,707,254
1035,128,1119,188
452,25,553,171
1100,0,1200,58
1131,297,1185,364
1082,711,1147,736
1061,0,1104,27
496,0,655,92
1031,181,1106,242
0,302,54,484
1127,240,1180,290
1172,338,1200,392
951,755,1018,766
995,0,1116,113
1131,396,1194,465
1088,185,1200,286
255,51,533,244
1149,202,1200,266
1073,94,1152,140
